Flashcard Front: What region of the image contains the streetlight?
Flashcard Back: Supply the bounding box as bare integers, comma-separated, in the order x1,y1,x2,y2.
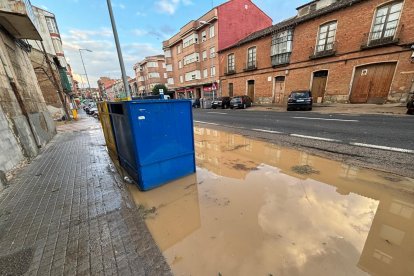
199,20,215,101
106,0,131,99
79,48,92,95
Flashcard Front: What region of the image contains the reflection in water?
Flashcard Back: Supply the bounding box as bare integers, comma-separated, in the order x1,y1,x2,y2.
128,127,414,276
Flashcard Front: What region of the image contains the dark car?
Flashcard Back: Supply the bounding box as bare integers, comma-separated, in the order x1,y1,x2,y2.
192,98,201,108
407,93,414,115
287,90,313,111
230,96,253,109
211,97,231,109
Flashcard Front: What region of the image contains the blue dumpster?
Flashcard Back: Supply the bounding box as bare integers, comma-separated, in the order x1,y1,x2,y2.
109,100,196,191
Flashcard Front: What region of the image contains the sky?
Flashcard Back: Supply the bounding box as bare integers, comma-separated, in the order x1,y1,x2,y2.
30,0,309,88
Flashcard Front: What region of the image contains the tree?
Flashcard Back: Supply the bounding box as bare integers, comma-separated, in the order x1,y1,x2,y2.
152,84,168,95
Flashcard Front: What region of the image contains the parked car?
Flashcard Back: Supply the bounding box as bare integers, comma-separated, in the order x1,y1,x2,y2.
407,93,414,115
230,96,253,109
211,97,231,109
287,90,313,111
192,98,201,108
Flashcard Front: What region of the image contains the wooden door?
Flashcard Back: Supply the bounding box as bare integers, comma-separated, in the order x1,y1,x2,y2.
228,83,234,97
247,80,255,102
311,71,328,102
274,76,285,103
350,63,396,104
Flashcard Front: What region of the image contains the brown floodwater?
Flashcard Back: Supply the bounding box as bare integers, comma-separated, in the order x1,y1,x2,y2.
128,127,414,276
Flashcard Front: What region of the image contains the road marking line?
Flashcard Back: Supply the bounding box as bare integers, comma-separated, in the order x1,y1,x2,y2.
290,134,341,142
350,143,414,153
194,120,219,126
292,116,359,122
207,112,227,115
252,128,282,134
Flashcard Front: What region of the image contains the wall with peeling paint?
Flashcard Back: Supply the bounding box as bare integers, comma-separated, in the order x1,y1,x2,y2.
0,28,56,175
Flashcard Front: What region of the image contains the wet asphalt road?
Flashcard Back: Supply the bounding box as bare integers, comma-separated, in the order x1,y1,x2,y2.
193,108,414,152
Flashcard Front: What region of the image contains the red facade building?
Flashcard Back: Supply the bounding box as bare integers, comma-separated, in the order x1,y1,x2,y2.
162,0,272,99
219,0,414,104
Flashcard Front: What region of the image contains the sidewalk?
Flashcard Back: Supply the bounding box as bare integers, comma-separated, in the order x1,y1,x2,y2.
0,115,171,276
248,103,408,115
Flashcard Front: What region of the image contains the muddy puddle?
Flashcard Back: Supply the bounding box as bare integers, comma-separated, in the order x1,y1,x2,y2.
128,127,414,276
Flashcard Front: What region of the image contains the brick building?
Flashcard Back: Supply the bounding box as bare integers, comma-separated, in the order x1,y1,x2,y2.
133,55,167,95
97,76,117,99
162,0,272,99
28,6,74,117
219,0,414,104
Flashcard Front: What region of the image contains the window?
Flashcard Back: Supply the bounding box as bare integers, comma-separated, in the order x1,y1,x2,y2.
210,47,216,58
168,78,174,85
148,72,160,78
164,50,171,58
202,51,207,60
177,44,182,54
203,69,208,78
201,31,207,42
164,73,167,78
183,53,200,65
185,70,201,81
316,21,337,52
183,33,198,48
227,53,235,72
162,63,166,68
147,61,158,67
210,66,216,77
166,64,172,72
370,2,402,42
180,75,183,83
209,25,215,38
45,17,58,34
178,60,182,69
247,47,256,68
271,29,293,66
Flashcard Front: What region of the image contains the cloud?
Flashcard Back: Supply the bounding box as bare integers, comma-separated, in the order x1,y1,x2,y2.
132,29,147,36
155,0,195,15
136,11,147,16
111,2,126,9
61,28,161,87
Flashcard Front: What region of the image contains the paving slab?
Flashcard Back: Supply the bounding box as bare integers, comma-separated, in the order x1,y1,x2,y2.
0,116,171,276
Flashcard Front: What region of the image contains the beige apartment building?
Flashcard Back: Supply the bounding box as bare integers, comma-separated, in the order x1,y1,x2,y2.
162,0,273,99
133,55,167,95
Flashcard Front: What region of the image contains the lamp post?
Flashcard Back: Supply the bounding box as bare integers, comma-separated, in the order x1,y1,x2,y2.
106,0,131,99
199,20,215,101
79,48,92,95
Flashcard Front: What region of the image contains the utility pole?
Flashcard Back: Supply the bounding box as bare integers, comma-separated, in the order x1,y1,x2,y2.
40,41,71,121
79,49,92,93
106,0,131,99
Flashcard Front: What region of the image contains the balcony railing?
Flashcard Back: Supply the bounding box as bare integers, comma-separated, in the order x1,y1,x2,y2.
271,52,291,67
243,62,257,72
310,42,336,59
361,26,402,49
224,66,236,76
0,0,41,40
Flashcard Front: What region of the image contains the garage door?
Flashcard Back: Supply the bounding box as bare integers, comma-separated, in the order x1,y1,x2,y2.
350,62,396,104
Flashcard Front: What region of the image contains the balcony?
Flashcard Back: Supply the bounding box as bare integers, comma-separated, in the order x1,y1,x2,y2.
310,42,336,59
271,53,291,67
0,0,41,40
243,62,257,72
361,26,401,50
224,66,236,76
